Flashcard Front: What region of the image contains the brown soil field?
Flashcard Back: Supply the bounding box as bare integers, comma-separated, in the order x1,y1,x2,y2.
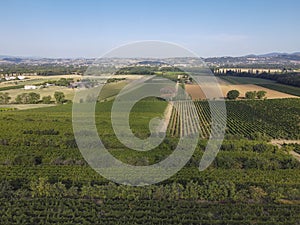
185,81,298,100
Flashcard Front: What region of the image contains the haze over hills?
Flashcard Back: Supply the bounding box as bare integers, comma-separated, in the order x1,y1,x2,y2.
0,52,300,68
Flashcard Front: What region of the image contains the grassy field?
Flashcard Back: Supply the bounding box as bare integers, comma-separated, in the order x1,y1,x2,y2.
0,75,82,88
2,86,76,101
0,80,129,107
258,83,300,97
218,76,275,85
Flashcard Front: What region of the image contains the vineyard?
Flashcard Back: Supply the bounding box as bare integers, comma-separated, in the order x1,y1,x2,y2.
0,107,16,112
0,198,299,224
168,98,300,140
0,99,299,224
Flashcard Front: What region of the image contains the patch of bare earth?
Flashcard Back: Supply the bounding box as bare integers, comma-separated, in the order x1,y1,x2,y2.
185,82,298,100
270,139,300,162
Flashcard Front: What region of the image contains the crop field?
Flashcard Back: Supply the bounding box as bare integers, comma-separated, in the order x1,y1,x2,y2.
0,80,129,108
169,98,300,140
258,83,300,97
185,76,298,100
219,76,300,97
218,76,275,85
0,98,299,224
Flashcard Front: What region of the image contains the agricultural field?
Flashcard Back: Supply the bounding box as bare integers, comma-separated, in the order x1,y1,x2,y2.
219,76,300,97
258,83,300,97
218,76,275,85
3,85,76,101
0,78,129,109
0,98,299,224
0,74,82,88
185,76,298,100
168,98,300,140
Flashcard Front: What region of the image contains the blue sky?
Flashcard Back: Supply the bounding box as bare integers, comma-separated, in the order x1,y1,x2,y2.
0,0,299,57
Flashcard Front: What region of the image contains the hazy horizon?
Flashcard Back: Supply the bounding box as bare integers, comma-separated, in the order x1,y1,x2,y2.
1,50,300,59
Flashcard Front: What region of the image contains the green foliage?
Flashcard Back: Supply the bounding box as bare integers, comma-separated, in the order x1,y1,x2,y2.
0,197,299,224
0,107,16,112
15,92,40,104
245,91,256,99
13,154,42,166
54,78,72,86
0,92,11,104
115,66,156,75
169,99,300,139
0,85,24,91
258,83,300,96
0,64,86,75
54,91,65,104
42,95,51,104
0,98,299,223
227,90,240,100
256,90,267,99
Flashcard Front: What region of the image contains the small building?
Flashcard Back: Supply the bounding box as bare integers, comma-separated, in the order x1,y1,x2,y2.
24,85,37,90
17,75,25,80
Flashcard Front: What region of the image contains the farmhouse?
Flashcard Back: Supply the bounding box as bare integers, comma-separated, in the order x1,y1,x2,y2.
17,75,25,80
24,85,37,90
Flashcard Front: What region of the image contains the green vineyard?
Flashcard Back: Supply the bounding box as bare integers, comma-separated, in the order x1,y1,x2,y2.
0,98,299,224
0,198,299,225
168,98,300,140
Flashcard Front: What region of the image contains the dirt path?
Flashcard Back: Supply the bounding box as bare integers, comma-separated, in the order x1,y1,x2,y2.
269,139,300,162
157,102,173,133
290,151,300,162
270,139,300,147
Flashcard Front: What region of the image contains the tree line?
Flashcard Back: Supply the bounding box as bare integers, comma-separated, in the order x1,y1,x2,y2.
226,90,266,100
0,91,66,104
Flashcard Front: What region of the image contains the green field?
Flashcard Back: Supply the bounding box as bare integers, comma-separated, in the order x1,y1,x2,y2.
219,76,275,85
258,83,300,97
0,98,299,224
169,99,300,139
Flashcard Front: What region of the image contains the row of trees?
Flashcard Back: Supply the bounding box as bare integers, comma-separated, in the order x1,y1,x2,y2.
220,70,300,88
0,91,66,104
227,90,266,100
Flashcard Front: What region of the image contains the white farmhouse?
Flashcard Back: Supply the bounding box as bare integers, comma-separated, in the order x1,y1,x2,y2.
17,75,25,80
24,85,37,90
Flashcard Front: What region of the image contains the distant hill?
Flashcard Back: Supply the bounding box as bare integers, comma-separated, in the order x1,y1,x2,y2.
0,52,300,68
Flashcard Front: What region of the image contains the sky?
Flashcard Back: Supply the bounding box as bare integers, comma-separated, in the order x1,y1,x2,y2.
0,0,299,58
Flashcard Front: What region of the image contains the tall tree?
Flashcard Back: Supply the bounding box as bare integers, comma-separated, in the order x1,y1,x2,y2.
54,91,65,104
245,91,256,99
256,90,267,99
227,90,240,100
0,92,11,104
42,95,52,104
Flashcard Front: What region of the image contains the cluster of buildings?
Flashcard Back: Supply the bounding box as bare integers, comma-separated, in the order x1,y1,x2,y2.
2,75,26,81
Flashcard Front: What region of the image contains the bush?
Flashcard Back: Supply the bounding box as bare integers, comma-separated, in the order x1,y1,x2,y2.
227,90,240,100
245,91,256,99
